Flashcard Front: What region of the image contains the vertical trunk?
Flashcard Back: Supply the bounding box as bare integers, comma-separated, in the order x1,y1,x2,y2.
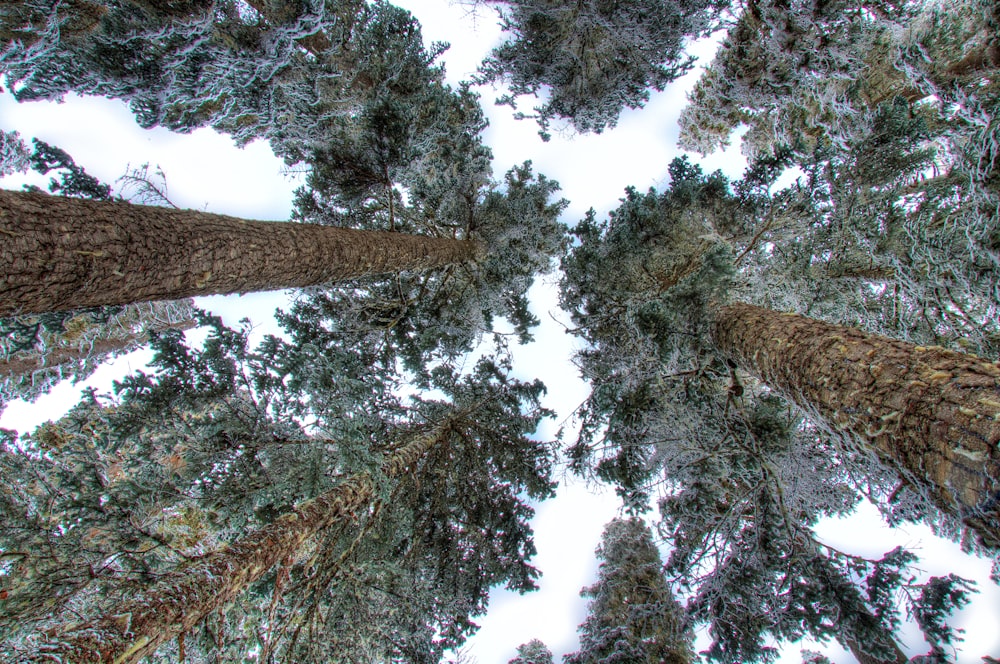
32,425,448,664
0,189,481,317
712,302,1000,548
0,319,196,377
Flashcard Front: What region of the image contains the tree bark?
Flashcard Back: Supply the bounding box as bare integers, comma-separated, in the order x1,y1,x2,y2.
32,424,449,664
713,302,1000,548
0,189,481,317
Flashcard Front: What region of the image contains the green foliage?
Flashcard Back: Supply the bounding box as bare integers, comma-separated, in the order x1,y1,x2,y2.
291,79,567,378
0,299,196,412
478,0,721,136
1,0,444,163
0,129,30,176
559,156,977,661
565,517,692,664
0,311,557,661
730,105,1000,359
912,574,977,662
560,157,738,511
25,138,111,199
510,639,554,664
679,0,1000,359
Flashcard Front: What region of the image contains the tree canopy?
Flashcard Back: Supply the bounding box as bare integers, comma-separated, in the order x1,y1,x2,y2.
2,0,998,660
476,0,721,136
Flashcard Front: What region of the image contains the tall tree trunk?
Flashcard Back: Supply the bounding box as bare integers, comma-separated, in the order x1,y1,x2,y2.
31,424,449,664
0,189,481,317
713,302,1000,548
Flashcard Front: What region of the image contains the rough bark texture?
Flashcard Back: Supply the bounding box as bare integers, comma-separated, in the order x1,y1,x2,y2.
713,302,1000,548
32,425,447,664
0,189,480,316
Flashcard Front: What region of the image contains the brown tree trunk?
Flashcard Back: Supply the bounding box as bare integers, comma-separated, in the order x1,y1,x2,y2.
32,424,449,664
713,302,1000,548
0,319,196,377
1,189,480,317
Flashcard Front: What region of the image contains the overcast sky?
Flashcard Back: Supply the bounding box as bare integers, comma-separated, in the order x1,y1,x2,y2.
2,1,999,662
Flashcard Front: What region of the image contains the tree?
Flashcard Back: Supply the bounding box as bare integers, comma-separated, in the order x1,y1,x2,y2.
266,355,556,663
568,158,1000,545
676,0,897,160
713,302,1000,547
655,399,968,664
1,299,196,409
0,187,481,316
678,0,997,161
286,79,568,376
0,139,202,409
1,0,446,163
558,159,984,659
564,517,693,664
2,313,556,662
676,0,1000,361
23,420,453,663
510,638,554,664
476,0,720,136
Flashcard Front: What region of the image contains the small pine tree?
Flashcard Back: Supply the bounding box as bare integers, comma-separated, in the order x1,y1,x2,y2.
565,518,693,664
510,639,554,664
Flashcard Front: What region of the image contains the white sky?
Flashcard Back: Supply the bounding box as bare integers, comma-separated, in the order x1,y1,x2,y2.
2,1,999,662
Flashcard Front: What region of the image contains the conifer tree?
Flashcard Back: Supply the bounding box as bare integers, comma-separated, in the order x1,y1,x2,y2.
1,315,555,662
477,0,721,136
286,81,568,376
565,517,693,664
1,299,196,409
723,104,1000,360
25,422,451,663
510,639,554,664
679,0,997,163
0,139,199,409
559,158,985,659
1,0,442,162
677,0,1000,362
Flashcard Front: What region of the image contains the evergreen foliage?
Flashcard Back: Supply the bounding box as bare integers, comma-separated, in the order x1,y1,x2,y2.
565,517,692,664
679,0,1000,357
1,0,444,164
477,0,721,136
25,137,111,199
288,79,567,378
510,639,555,664
0,129,30,175
559,158,978,661
0,313,557,661
3,0,999,660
